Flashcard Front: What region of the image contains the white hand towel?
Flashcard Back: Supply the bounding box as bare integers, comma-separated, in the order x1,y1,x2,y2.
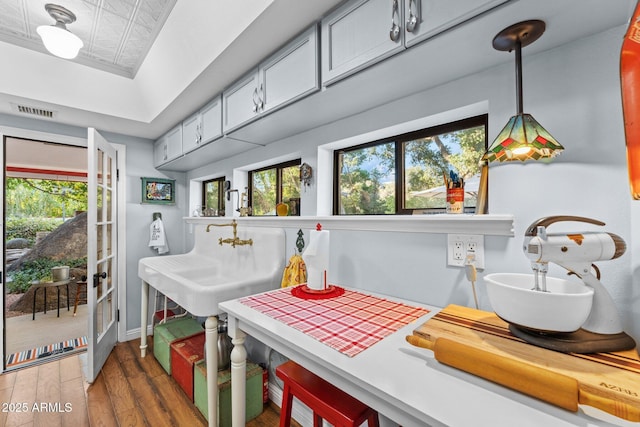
149,218,169,254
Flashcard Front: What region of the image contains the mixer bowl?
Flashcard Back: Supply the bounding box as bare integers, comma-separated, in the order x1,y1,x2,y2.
484,273,594,332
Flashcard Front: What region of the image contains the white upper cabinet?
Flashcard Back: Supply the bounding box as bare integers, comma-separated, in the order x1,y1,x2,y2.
260,26,319,113
182,96,223,155
222,71,261,133
153,125,182,167
181,112,201,155
404,0,510,47
223,25,319,133
200,96,223,143
321,0,405,86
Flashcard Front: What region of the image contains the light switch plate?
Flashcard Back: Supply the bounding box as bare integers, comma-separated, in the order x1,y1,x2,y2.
447,234,484,269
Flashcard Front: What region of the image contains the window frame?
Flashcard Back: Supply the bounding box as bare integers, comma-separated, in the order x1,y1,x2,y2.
248,158,302,216
333,115,488,215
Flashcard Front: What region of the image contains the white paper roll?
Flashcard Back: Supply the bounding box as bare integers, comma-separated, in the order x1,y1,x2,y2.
303,228,330,290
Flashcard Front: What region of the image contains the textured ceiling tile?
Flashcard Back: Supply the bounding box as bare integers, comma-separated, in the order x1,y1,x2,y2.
101,0,135,20
0,0,26,34
0,0,176,77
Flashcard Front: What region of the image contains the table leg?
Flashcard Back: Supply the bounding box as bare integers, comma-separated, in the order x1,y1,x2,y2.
230,326,247,427
66,284,70,312
44,288,47,314
57,286,60,317
140,280,149,358
205,316,219,427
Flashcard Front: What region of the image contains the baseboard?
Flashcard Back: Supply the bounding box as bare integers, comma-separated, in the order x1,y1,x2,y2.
125,326,153,344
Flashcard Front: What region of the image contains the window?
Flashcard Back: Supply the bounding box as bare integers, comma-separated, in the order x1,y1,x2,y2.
249,159,301,216
202,177,225,216
334,115,487,215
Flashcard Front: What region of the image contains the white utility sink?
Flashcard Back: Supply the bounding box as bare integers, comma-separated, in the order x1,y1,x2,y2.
138,224,285,316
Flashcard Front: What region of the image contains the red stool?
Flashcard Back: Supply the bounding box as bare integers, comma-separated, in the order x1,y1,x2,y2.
276,360,380,427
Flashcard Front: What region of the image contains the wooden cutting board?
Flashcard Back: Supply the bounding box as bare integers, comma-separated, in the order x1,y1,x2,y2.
411,304,640,422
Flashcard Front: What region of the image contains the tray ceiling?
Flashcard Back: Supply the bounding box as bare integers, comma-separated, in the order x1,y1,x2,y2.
0,0,175,78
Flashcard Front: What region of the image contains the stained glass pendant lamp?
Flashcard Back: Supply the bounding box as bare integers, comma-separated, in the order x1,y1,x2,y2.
37,4,83,59
485,20,564,162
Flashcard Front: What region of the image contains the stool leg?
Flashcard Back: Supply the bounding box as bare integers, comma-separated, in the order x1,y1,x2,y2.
66,284,70,311
367,412,380,427
313,413,323,427
279,384,294,427
57,286,60,317
74,285,80,316
44,288,47,314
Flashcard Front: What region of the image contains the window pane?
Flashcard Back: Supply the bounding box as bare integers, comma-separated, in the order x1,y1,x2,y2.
338,142,396,214
281,165,300,205
203,179,224,215
404,125,485,211
251,168,276,215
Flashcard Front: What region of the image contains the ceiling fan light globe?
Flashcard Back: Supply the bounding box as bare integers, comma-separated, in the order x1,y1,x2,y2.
37,24,83,59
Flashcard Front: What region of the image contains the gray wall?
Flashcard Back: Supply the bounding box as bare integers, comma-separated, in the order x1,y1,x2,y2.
184,25,640,343
2,24,637,346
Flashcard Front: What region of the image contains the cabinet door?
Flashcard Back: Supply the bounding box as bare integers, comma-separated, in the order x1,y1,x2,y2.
164,125,183,162
321,0,405,86
261,25,319,113
404,0,510,47
182,113,201,154
153,137,168,167
200,95,222,144
222,71,259,133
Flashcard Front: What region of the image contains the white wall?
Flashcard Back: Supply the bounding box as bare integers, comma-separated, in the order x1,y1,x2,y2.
185,25,640,343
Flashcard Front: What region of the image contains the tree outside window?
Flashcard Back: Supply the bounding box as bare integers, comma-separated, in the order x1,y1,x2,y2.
202,177,225,216
249,160,301,216
335,115,487,215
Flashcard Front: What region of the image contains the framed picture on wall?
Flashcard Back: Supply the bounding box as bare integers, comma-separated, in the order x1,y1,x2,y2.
141,177,175,205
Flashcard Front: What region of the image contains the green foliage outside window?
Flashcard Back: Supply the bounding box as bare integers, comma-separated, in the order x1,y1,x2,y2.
5,178,88,218
7,257,87,293
250,161,301,216
338,142,395,215
203,178,225,215
335,116,486,214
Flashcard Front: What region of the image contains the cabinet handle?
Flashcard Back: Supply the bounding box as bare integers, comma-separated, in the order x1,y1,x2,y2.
390,0,401,42
258,84,265,111
163,144,167,160
252,88,259,113
406,0,420,33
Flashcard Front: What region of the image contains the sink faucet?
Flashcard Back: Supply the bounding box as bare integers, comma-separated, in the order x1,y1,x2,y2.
206,219,253,248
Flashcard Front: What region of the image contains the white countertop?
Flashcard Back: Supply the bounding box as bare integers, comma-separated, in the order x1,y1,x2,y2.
220,290,631,427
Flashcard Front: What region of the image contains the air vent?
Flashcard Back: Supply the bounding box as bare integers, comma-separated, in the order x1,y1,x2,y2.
10,103,57,119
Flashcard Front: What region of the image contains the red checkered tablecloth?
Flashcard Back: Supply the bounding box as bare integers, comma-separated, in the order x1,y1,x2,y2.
239,286,430,357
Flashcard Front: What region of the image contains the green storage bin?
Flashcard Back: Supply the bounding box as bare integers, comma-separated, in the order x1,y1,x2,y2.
194,361,264,425
153,317,203,374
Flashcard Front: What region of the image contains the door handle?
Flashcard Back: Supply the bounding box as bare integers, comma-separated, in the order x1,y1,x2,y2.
93,272,107,288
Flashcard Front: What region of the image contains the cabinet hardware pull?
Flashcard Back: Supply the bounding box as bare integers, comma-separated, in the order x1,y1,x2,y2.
406,0,420,33
258,84,265,111
390,0,401,42
252,87,259,113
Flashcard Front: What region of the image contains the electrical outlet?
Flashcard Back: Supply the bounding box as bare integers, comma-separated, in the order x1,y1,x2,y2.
447,234,484,269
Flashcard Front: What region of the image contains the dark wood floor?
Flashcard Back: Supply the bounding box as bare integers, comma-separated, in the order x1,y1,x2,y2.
0,338,298,427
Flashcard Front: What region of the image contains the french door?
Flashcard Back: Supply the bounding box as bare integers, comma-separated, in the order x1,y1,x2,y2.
87,128,119,383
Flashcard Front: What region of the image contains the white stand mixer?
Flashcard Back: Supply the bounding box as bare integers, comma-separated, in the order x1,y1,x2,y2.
517,215,636,353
